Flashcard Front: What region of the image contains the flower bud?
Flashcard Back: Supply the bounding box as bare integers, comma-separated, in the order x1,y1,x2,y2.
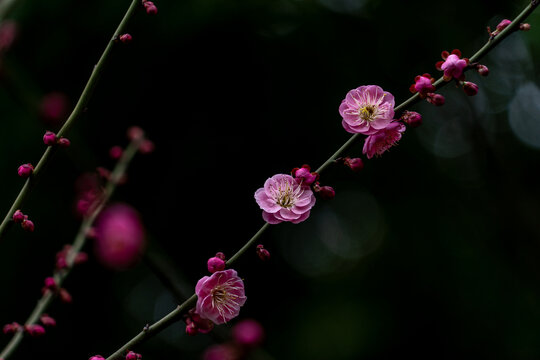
12,210,25,223
292,165,318,185
256,244,270,261
207,256,226,273
400,111,423,128
40,314,56,327
426,93,445,106
127,126,144,141
125,350,142,360
144,1,158,15
21,219,35,232
215,252,226,260
463,81,479,96
519,23,531,31
43,131,57,146
138,139,155,154
185,323,198,336
24,324,45,337
89,356,105,360
57,137,71,148
119,33,132,44
109,146,123,160
476,64,489,76
17,163,34,178
496,19,512,32
313,183,335,200
343,157,364,172
3,322,21,334
59,288,72,303
44,277,57,291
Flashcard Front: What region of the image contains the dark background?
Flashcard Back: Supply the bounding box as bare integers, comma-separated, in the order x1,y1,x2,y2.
0,0,540,359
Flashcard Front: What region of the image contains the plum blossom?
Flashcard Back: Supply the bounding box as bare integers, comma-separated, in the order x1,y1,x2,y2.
195,269,247,325
94,203,145,270
436,49,468,81
255,174,316,224
362,121,406,159
409,73,435,98
339,85,395,135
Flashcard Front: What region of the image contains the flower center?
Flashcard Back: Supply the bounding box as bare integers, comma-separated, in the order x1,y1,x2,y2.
210,279,243,322
271,178,304,209
360,104,377,122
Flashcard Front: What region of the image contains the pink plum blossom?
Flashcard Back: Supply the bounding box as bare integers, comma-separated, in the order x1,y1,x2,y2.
94,203,145,270
409,74,435,98
436,49,468,81
232,318,265,347
255,174,316,224
195,269,247,325
339,85,395,135
362,121,406,159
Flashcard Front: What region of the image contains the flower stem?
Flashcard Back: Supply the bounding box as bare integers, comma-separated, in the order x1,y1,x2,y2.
0,0,140,243
0,136,144,360
101,2,539,358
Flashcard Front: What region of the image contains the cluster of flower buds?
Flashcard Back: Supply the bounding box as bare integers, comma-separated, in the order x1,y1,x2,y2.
434,49,486,97
125,351,143,360
142,0,158,15
40,276,72,303
487,19,529,38
292,165,335,200
12,209,34,232
184,308,214,336
207,252,226,273
43,130,70,147
55,244,88,270
3,314,56,338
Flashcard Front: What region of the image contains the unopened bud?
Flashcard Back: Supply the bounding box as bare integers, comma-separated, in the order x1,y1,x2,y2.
58,288,72,303
40,314,56,327
12,210,25,223
43,131,57,146
343,157,364,172
57,137,71,147
313,183,335,200
17,163,34,178
256,244,270,261
463,81,479,96
3,322,21,334
207,256,226,273
519,23,531,31
21,219,35,232
476,64,489,76
426,93,445,106
24,324,45,337
119,33,132,44
400,111,423,128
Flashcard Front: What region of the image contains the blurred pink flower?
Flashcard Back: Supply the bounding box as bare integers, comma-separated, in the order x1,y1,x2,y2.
94,203,145,270
0,20,17,52
202,344,239,360
362,121,405,159
39,92,69,125
232,318,264,347
255,174,316,224
195,269,246,325
339,85,395,135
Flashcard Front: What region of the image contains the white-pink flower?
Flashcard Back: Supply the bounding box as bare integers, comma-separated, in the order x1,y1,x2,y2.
254,174,316,224
362,121,406,159
339,85,395,135
195,269,247,325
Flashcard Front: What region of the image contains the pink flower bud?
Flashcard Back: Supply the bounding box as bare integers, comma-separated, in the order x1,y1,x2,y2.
57,137,71,147
3,322,21,334
21,219,35,232
207,256,226,273
24,324,45,337
125,351,142,360
138,139,154,154
400,111,423,128
256,244,270,261
12,210,25,223
43,131,57,146
89,356,105,360
119,33,132,43
343,157,364,172
17,163,34,178
496,19,512,32
74,252,88,265
463,81,479,96
127,126,145,141
109,146,123,159
215,252,226,260
59,288,72,303
232,318,265,347
185,322,198,336
426,93,445,106
476,64,489,76
519,23,531,31
40,314,56,327
144,1,158,15
292,165,318,185
44,277,57,291
313,183,335,200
